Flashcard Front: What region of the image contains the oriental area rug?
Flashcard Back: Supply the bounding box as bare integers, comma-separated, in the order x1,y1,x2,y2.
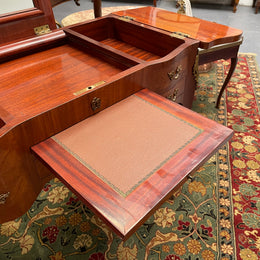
0,53,259,260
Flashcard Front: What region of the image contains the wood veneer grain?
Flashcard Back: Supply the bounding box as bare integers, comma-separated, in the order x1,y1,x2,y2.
113,7,243,49
32,89,233,239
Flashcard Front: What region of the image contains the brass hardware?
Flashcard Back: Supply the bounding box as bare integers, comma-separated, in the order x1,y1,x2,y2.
34,25,52,35
167,89,179,102
0,192,10,204
170,32,190,39
187,175,194,181
193,54,199,86
176,0,186,15
74,81,105,96
119,16,135,22
198,38,243,55
91,97,101,111
168,65,182,80
55,20,62,28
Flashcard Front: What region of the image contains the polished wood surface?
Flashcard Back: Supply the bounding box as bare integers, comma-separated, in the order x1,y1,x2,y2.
32,89,233,239
113,7,243,49
0,7,238,229
0,42,142,222
0,15,199,223
0,0,57,45
65,16,199,107
0,41,141,222
113,7,242,108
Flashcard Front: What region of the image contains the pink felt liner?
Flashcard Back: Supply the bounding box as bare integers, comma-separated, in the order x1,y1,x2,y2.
53,95,201,196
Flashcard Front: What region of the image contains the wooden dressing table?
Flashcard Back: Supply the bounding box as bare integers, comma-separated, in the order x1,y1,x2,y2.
0,3,238,239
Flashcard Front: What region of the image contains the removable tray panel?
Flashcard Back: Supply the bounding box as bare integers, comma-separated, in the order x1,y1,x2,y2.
32,89,233,239
100,38,160,62
68,16,185,61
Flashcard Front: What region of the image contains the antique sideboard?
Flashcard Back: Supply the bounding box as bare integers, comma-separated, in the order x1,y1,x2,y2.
176,0,240,13
0,1,240,238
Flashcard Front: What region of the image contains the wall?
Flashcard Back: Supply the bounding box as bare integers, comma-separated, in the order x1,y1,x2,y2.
0,0,33,14
239,0,253,5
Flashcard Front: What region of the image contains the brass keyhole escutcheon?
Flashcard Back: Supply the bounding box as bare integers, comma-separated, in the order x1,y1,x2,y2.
168,65,182,80
91,97,101,111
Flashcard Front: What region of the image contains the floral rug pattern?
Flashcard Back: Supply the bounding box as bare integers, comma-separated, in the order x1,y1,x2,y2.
224,54,260,260
0,54,259,259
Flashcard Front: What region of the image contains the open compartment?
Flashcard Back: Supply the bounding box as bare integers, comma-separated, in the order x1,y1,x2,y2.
0,106,11,130
0,118,5,129
64,17,185,63
0,15,189,121
0,38,140,121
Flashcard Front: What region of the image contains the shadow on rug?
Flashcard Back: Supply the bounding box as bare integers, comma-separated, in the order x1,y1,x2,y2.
0,54,259,260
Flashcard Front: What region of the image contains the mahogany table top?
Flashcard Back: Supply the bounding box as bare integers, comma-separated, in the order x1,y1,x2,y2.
113,7,243,49
32,89,233,239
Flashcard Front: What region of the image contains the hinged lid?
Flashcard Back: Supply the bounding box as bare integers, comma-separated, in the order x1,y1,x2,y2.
112,7,243,49
0,0,56,44
34,24,52,35
170,31,190,39
119,15,135,22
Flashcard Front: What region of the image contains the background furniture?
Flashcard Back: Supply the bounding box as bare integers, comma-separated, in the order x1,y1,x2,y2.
51,0,79,6
91,0,157,18
177,0,240,13
255,0,260,13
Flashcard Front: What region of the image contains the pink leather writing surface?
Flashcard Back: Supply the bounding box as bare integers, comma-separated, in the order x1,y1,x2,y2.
53,94,201,197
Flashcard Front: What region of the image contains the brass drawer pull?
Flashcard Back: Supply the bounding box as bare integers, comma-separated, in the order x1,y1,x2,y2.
0,192,10,204
91,97,101,111
167,88,179,102
168,65,182,80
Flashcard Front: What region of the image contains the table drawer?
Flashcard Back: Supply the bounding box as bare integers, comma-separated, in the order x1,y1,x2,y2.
163,80,186,105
